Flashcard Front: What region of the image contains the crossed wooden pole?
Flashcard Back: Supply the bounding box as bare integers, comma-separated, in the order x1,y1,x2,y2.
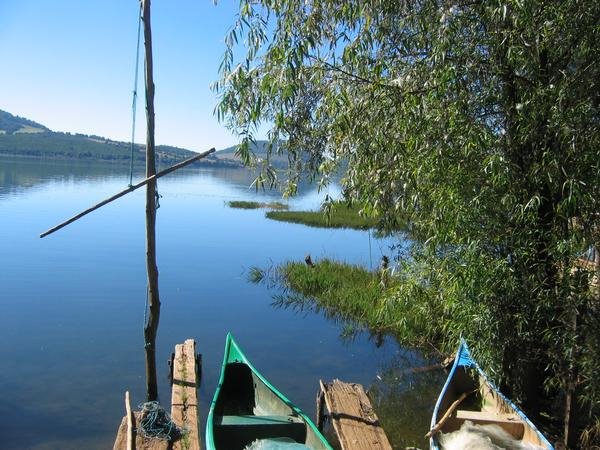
40,148,215,239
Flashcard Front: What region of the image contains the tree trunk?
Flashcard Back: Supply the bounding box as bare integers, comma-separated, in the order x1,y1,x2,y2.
142,0,160,403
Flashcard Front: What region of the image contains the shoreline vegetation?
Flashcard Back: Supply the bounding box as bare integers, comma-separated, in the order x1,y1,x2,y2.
266,202,380,230
254,258,448,450
215,1,600,445
227,200,288,210
249,259,405,341
228,199,384,231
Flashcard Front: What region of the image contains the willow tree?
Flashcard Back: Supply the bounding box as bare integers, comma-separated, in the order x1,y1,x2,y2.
214,0,600,446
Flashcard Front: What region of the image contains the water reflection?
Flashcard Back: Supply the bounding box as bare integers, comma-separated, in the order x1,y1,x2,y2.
1,156,426,449
268,287,446,449
0,156,335,206
0,158,117,196
370,353,447,449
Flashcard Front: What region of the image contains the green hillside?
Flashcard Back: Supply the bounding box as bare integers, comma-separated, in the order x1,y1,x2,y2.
0,110,48,134
0,109,238,166
0,109,291,169
0,129,198,164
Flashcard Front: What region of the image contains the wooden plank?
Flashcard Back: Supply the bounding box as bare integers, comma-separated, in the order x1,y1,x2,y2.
126,391,133,450
456,409,522,423
171,339,201,450
320,379,392,450
113,339,201,450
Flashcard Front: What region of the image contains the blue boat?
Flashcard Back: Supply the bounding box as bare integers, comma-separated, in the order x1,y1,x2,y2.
429,340,553,449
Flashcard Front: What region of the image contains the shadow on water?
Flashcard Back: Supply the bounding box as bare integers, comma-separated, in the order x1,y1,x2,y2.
369,355,447,449
0,398,110,450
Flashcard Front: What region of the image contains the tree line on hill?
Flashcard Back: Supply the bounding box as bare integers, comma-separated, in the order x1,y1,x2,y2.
0,109,265,167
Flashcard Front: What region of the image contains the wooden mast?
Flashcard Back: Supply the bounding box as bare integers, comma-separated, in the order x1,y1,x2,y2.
38,0,217,410
142,0,160,402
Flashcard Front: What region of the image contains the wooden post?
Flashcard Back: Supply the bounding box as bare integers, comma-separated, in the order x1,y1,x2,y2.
113,340,201,449
316,388,325,431
142,0,160,403
125,391,133,450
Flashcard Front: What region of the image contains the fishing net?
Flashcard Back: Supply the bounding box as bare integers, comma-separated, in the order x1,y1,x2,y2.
244,437,312,450
138,401,183,441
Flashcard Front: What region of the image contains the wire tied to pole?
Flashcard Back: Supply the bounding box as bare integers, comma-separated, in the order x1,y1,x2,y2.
128,2,143,187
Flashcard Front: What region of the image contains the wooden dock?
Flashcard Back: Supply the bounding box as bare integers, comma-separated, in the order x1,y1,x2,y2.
113,339,201,450
317,379,392,450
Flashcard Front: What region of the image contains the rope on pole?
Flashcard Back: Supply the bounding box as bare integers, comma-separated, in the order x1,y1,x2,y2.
129,2,143,187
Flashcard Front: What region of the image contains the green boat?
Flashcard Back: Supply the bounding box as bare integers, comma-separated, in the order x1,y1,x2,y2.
206,333,333,450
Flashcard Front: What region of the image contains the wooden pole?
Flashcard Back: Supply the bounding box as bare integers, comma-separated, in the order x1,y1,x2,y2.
142,0,160,403
425,391,469,438
39,148,215,238
125,391,133,450
316,386,325,432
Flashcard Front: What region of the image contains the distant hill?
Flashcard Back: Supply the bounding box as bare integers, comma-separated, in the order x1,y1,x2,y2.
0,110,49,134
214,140,290,168
0,109,199,164
0,109,293,169
0,109,233,166
217,140,272,155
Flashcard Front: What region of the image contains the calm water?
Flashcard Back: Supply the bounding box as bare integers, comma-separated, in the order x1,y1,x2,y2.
0,157,443,449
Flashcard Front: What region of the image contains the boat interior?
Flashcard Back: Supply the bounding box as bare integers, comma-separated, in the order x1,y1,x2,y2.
212,362,308,450
437,366,545,447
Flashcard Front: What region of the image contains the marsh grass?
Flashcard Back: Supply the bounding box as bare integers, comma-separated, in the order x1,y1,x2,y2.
266,203,378,230
227,200,289,210
252,256,440,349
249,259,448,449
272,259,399,332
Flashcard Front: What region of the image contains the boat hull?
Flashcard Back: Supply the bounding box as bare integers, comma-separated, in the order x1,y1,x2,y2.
429,340,553,450
206,333,332,450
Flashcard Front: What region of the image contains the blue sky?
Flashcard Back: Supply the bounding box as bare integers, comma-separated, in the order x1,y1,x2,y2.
0,0,247,151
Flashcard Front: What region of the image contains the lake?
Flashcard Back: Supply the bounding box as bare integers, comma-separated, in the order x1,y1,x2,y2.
0,156,444,449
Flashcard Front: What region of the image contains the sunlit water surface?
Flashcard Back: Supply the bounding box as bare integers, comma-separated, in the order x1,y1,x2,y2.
0,157,444,449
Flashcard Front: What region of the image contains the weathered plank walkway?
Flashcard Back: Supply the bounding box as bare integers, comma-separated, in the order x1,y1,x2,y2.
171,339,200,450
113,339,200,450
317,379,392,450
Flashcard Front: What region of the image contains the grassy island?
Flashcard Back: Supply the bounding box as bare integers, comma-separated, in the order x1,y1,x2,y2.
227,200,289,210
251,258,401,335
266,203,378,230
